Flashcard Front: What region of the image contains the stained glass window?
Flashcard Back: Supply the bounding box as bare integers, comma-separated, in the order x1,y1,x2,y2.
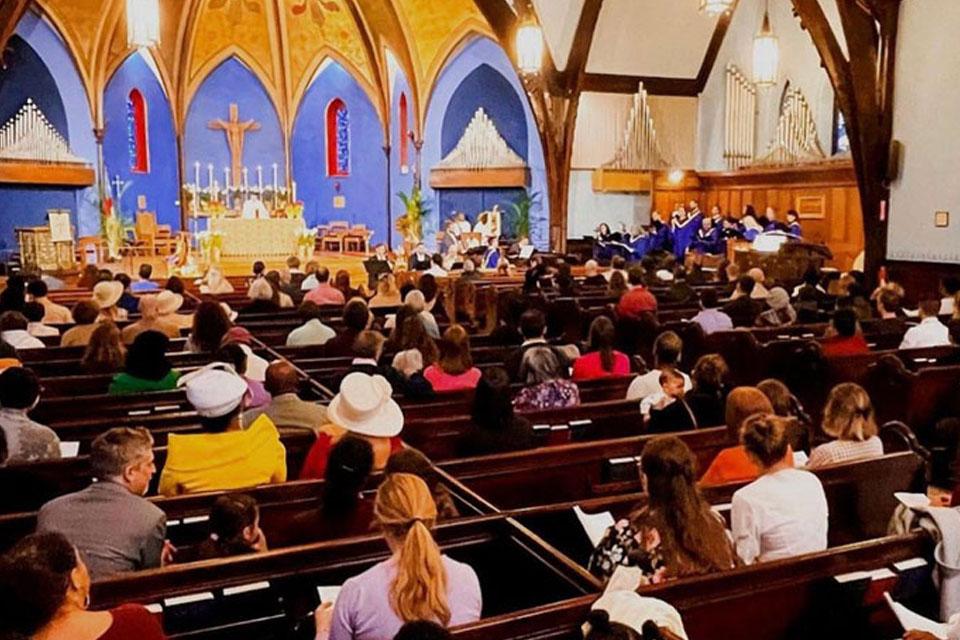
326,98,350,177
127,89,149,173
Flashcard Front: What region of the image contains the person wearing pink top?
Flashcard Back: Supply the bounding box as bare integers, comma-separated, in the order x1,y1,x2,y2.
424,325,482,393
572,317,630,381
303,267,346,307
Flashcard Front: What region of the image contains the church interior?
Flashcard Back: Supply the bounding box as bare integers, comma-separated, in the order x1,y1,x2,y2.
1,0,960,639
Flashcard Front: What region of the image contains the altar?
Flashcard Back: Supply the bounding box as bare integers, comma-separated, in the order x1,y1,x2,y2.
209,217,304,257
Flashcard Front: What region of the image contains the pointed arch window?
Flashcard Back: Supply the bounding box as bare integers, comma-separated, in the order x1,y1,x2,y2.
398,92,410,174
126,89,149,174
326,98,350,177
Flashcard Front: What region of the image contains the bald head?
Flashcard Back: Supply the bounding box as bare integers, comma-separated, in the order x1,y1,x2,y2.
265,361,300,396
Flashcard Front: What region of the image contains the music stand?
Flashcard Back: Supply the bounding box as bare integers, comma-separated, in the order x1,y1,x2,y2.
363,259,393,289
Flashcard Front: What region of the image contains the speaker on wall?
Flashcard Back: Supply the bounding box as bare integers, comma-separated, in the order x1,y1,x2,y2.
887,139,903,183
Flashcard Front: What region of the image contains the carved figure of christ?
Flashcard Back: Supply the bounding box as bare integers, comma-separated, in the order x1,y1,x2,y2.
208,103,261,187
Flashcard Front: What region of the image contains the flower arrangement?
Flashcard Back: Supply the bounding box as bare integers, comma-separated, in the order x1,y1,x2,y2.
197,230,224,263
287,202,305,220
396,186,431,245
296,227,318,259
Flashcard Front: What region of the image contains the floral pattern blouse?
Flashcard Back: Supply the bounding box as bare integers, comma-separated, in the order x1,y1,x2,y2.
512,379,581,412
588,510,668,584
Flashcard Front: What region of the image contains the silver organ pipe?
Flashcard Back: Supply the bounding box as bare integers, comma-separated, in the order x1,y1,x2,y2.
724,65,757,170
603,82,665,171
0,99,86,164
756,87,826,165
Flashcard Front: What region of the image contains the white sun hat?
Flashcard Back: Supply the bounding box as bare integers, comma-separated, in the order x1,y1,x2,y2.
327,372,403,438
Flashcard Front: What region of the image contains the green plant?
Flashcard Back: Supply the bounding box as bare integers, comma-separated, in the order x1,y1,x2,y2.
396,186,432,244
509,189,540,239
87,180,134,261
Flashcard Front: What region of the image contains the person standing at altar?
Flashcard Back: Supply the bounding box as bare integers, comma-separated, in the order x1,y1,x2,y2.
482,238,501,270
786,210,803,237
409,244,432,271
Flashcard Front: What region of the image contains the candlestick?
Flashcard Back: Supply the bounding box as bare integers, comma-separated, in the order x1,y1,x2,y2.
291,180,297,203
256,165,263,193
194,161,200,188
224,166,231,189
242,167,249,191
207,164,214,192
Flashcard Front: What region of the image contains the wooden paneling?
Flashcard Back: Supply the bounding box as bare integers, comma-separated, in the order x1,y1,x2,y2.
649,162,863,271
428,167,531,189
0,162,96,187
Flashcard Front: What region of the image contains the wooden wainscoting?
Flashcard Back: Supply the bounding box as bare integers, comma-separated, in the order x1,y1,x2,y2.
652,161,864,271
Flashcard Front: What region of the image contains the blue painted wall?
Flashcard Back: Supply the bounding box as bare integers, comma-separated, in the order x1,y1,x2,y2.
0,13,99,250
389,67,414,251
103,51,181,231
184,57,285,192
0,34,74,252
423,36,549,249
292,60,387,246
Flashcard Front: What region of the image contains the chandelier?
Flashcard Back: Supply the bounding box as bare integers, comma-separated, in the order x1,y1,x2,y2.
699,0,734,17
127,0,161,48
515,20,544,75
752,0,779,87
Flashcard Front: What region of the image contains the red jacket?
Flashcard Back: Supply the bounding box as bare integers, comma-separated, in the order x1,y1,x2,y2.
616,286,658,320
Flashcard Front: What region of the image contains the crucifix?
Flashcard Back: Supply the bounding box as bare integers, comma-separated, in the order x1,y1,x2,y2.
208,104,260,187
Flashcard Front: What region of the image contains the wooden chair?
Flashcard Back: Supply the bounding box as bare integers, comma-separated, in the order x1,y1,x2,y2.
344,224,373,254
134,212,177,256
320,221,349,253
75,235,105,265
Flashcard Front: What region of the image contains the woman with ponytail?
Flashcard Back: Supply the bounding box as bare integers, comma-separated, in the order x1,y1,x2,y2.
808,382,883,468
588,436,735,583
317,473,481,640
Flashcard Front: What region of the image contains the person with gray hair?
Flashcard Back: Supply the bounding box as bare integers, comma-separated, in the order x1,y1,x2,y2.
513,343,581,412
37,427,168,580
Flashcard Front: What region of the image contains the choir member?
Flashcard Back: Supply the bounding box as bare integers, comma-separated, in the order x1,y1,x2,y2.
408,244,432,271
786,210,803,237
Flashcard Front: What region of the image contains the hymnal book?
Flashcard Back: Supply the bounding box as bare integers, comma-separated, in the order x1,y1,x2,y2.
574,505,615,547
884,592,948,638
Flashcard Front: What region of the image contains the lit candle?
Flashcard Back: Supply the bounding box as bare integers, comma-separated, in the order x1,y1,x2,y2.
242,167,249,190
207,164,214,191
194,162,200,188
256,165,263,193
224,166,231,189
272,163,278,193
291,180,297,203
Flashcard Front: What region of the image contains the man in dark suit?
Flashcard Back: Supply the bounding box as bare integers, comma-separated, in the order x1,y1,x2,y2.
339,330,432,398
37,427,168,580
722,276,766,328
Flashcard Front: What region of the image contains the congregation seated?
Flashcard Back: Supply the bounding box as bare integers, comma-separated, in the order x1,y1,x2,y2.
901,299,951,349
24,301,58,337
215,343,271,409
187,300,232,353
424,325,481,392
244,277,283,314
607,270,629,298
370,273,403,308
626,331,691,402
616,266,658,321
0,367,60,464
645,369,696,432
0,310,44,349
732,414,828,564
301,372,404,479
93,281,128,324
323,298,372,357
82,322,125,374
37,428,164,579
808,383,883,468
158,363,286,496
304,266,346,307
872,286,907,337
791,267,829,303
314,473,481,640
699,387,778,486
690,288,732,335
582,260,608,288
384,449,460,520
264,271,296,308
755,287,796,327
589,436,736,582
820,308,869,357
199,265,235,295
757,378,811,452
280,436,374,546
109,331,180,395
245,361,327,431
721,276,765,328
121,294,180,344
191,493,268,561
0,532,167,640
287,300,336,347
514,343,580,412
131,263,160,293
113,273,137,315
573,316,630,381
156,289,192,330
26,279,71,324
458,367,534,457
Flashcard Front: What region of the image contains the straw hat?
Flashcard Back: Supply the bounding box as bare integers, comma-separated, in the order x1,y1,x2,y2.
92,281,123,309
327,372,403,438
156,290,184,315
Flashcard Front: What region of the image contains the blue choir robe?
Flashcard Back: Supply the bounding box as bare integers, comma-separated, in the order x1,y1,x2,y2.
483,248,501,269
764,221,789,233
788,222,803,237
690,226,724,255
672,213,702,260
649,222,672,253
626,233,652,260
743,227,761,242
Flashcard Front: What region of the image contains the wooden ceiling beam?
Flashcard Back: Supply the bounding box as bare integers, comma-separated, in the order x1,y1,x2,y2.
695,4,736,93
552,0,603,94
0,0,31,67
582,73,699,96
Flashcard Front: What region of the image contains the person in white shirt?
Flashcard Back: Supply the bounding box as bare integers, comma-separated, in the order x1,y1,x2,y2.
23,302,59,338
626,331,691,401
940,276,960,317
0,311,46,350
900,299,951,350
425,254,448,278
732,414,828,564
26,280,72,324
286,301,336,347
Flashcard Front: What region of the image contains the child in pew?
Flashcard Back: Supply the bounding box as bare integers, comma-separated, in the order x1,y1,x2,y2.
277,436,375,546
589,436,736,583
645,369,698,434
385,449,460,521
807,382,883,468
731,415,828,564
314,473,481,640
0,532,167,640
188,493,268,561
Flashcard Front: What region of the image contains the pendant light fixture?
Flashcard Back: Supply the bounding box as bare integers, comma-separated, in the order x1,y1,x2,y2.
127,0,161,48
699,0,734,17
515,18,544,75
752,0,779,87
